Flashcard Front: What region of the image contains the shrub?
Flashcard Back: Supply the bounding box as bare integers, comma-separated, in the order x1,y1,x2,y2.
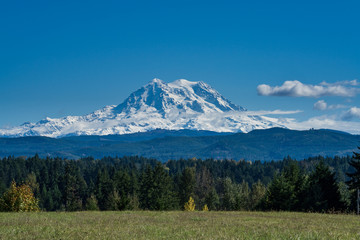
202,204,209,211
184,196,195,211
0,180,39,212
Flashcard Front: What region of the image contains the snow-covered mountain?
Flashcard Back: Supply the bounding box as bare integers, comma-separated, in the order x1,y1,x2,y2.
0,79,287,138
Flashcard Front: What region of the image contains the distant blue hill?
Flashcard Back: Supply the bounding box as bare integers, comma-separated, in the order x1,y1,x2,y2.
0,128,358,161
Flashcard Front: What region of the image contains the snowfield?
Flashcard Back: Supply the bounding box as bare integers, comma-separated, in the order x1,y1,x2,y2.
0,79,287,138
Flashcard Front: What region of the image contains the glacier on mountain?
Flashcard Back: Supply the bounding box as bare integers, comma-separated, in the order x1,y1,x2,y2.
0,79,288,138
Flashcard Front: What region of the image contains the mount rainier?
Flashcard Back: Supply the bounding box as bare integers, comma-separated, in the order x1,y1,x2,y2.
0,79,287,138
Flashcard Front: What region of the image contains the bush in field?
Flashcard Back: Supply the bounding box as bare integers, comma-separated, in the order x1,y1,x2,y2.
202,204,209,211
85,194,99,211
0,181,39,212
184,196,195,211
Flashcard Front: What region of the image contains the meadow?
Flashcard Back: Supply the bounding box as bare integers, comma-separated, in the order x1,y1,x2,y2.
0,211,359,240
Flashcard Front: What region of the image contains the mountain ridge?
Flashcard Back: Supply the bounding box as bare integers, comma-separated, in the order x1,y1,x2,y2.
0,128,358,161
0,79,285,138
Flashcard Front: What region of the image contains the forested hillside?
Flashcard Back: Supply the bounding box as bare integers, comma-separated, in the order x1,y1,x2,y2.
0,128,359,161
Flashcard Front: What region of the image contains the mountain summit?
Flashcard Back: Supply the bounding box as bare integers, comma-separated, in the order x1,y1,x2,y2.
113,78,246,115
0,79,285,138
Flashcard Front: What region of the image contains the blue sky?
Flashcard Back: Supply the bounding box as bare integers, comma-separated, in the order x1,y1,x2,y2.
1,1,359,133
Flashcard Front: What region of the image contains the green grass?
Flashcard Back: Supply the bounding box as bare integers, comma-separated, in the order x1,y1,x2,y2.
0,211,359,239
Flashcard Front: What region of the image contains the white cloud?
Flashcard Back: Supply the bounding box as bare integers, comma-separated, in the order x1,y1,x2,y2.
257,80,360,97
282,115,360,134
313,100,327,110
342,107,360,120
313,100,347,111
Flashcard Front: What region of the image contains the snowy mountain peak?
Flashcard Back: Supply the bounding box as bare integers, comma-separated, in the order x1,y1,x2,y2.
0,78,286,138
114,78,246,115
147,78,166,88
151,78,164,83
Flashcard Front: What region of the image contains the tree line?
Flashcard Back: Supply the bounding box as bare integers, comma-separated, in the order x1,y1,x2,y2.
0,151,359,212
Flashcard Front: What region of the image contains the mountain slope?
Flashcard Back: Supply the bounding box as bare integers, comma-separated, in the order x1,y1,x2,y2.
0,128,358,161
0,79,285,138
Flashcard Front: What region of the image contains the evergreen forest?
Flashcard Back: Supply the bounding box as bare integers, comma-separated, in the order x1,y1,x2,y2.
0,152,359,212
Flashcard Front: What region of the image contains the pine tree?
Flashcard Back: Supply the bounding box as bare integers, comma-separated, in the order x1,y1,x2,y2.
346,147,360,211
63,162,82,211
205,187,219,211
304,161,345,212
234,180,250,210
263,161,305,211
139,165,153,210
250,180,266,210
195,167,213,209
51,184,63,211
25,173,40,198
338,181,351,209
263,174,295,211
41,184,54,211
179,167,196,209
222,177,236,210
114,169,131,210
139,163,176,210
346,147,360,190
151,162,176,210
95,169,115,210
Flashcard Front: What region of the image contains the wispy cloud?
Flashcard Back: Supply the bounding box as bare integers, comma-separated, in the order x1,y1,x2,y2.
257,80,360,97
245,109,302,115
282,115,360,134
313,100,347,111
320,79,359,86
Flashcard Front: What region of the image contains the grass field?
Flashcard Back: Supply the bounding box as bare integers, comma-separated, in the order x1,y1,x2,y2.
0,211,359,239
